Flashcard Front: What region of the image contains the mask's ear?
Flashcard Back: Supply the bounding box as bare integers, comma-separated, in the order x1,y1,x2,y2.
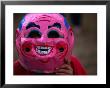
15,29,21,55
65,27,74,60
68,27,74,51
15,29,21,48
16,29,20,38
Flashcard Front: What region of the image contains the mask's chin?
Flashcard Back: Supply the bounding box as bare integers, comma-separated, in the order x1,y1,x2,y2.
19,43,68,73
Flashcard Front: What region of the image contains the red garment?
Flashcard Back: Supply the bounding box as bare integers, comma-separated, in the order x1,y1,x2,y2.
14,56,87,75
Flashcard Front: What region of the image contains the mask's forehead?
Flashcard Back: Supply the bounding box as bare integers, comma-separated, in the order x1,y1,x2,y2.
25,13,64,22
18,13,70,31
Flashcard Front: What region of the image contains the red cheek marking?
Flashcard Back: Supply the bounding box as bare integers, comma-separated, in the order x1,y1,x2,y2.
56,41,68,59
56,42,67,52
21,41,36,57
22,42,32,53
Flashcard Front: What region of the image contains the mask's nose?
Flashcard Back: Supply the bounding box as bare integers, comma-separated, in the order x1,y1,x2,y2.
38,36,48,43
35,34,50,45
36,33,58,46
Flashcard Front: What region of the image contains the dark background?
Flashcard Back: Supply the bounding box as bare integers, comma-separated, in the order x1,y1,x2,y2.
14,13,97,75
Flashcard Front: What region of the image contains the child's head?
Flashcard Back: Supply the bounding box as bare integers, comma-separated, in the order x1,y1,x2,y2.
16,13,74,73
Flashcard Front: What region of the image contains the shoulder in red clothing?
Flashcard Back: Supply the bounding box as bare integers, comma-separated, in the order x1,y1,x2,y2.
70,56,87,75
14,60,34,75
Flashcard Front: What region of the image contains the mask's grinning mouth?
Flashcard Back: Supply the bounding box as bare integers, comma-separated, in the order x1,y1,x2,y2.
36,46,52,55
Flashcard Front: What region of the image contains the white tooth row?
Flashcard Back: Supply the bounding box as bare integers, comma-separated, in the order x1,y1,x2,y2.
36,46,51,55
37,50,50,54
37,46,51,49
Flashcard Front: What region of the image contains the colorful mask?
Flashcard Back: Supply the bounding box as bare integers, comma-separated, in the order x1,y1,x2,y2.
16,13,74,73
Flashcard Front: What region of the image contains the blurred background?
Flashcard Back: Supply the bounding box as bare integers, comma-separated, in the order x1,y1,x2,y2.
14,13,97,75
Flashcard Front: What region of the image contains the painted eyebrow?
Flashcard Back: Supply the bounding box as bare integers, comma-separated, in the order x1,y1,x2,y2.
26,22,40,29
48,23,61,29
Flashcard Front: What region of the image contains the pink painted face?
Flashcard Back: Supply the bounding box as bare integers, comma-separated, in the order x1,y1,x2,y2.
16,13,74,73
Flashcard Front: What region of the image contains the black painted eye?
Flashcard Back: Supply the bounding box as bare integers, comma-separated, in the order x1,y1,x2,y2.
27,30,41,38
48,30,60,38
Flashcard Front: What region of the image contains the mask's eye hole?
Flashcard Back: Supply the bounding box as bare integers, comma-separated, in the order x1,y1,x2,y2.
27,30,41,38
48,30,60,38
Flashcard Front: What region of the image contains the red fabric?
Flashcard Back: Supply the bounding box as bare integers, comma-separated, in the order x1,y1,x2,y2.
70,56,87,75
14,56,87,75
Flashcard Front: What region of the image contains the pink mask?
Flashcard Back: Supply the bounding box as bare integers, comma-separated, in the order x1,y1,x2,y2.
16,13,74,73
